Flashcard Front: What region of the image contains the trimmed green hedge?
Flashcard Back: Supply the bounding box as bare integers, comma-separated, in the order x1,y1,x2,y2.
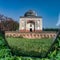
6,37,53,57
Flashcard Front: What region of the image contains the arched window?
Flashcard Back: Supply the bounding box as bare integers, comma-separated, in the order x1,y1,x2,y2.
30,24,32,27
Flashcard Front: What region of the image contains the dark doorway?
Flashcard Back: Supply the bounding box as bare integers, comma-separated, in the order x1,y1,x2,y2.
30,28,32,32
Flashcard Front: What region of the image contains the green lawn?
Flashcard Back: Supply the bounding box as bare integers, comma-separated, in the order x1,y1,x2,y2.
6,37,53,57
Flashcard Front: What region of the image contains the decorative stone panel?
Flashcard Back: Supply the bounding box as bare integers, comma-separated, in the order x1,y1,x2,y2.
5,31,57,39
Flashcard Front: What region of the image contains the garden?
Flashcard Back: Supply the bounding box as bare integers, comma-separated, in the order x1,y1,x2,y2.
0,31,60,60
6,37,53,57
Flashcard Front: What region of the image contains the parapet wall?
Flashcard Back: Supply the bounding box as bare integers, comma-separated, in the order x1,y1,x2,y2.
5,31,57,39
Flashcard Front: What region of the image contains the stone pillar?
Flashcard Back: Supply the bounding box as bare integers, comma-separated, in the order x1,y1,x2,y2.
35,20,36,32
25,20,26,32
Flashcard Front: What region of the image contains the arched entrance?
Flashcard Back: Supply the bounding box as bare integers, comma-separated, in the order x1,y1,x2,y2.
27,20,35,32
30,28,32,32
29,23,35,32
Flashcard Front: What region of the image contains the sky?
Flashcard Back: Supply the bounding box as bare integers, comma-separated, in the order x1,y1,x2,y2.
56,13,60,26
0,0,60,28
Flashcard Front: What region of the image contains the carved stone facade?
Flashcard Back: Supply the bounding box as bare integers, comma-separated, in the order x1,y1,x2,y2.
19,10,42,32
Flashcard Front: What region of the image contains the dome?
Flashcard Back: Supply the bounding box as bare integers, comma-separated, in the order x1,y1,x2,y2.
24,10,37,17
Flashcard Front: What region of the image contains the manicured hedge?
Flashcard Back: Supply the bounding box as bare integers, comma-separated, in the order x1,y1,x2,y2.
6,37,53,57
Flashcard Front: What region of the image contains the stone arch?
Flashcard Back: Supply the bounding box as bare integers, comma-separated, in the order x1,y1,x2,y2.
27,20,35,32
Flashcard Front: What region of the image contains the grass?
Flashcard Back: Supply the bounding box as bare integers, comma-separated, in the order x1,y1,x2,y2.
6,37,53,57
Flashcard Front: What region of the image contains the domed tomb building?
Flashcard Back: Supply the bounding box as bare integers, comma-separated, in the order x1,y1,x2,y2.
19,10,42,32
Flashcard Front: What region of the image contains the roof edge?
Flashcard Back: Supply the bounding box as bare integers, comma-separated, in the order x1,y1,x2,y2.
20,16,42,18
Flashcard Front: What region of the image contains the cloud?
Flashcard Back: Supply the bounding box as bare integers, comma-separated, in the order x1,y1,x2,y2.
56,13,60,26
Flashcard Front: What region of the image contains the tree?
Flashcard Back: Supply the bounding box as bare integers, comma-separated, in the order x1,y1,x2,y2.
0,14,19,31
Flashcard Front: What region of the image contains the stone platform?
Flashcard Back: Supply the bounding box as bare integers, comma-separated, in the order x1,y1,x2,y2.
5,31,57,39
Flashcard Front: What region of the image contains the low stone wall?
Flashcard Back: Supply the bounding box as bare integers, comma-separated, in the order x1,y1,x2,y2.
5,31,57,39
